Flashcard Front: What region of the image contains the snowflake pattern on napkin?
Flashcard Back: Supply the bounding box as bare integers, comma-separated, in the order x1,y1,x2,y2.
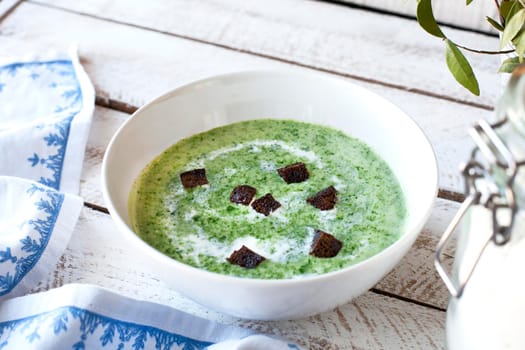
0,183,64,296
0,52,94,193
0,306,212,350
0,284,301,350
0,49,89,299
0,176,82,300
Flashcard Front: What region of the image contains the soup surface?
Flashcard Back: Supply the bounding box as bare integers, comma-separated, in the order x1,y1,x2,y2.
130,119,406,279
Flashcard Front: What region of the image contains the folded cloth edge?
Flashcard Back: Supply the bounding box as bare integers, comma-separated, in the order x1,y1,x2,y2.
0,283,254,344
0,283,303,348
60,45,95,194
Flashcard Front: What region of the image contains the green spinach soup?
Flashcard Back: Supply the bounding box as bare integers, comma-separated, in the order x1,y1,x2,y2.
129,119,406,279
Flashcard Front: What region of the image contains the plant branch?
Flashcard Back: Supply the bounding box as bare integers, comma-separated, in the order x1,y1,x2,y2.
452,42,515,54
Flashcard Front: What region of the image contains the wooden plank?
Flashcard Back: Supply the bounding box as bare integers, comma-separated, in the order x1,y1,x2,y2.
238,292,444,349
375,199,456,310
81,106,128,206
33,206,445,349
335,0,498,33
0,3,497,194
32,0,502,106
0,3,492,195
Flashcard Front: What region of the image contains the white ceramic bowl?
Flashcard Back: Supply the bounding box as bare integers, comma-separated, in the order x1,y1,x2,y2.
102,70,438,320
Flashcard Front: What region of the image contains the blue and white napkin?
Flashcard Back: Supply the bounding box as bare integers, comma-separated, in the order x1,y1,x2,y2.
0,284,299,350
0,46,94,193
0,49,301,349
0,47,91,299
0,176,82,300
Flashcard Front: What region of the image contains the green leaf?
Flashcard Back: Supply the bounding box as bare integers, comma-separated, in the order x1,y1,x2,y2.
445,39,480,95
501,8,525,49
500,0,513,19
416,0,445,38
466,0,474,5
501,0,522,22
486,16,505,31
498,56,521,72
512,1,523,13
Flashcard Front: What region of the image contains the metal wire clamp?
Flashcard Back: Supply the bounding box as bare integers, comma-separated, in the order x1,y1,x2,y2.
434,118,521,298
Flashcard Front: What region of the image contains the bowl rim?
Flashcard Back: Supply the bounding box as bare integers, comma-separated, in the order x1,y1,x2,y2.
101,69,439,286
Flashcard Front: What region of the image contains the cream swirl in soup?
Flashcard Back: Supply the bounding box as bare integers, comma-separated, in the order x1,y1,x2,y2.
129,119,406,279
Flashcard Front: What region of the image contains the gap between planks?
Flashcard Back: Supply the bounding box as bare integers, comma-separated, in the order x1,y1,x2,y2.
370,288,446,312
313,0,498,37
29,0,494,112
95,96,138,115
0,0,22,21
84,201,109,214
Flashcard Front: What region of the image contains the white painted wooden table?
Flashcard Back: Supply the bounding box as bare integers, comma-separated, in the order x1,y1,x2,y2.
0,1,502,348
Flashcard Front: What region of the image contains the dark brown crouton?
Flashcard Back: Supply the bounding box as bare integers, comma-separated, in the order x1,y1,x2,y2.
251,193,281,216
180,168,208,188
310,229,343,258
307,185,337,210
230,185,257,205
227,245,266,268
277,162,310,184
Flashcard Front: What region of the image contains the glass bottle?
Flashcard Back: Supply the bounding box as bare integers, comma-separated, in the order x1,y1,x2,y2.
436,65,525,350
